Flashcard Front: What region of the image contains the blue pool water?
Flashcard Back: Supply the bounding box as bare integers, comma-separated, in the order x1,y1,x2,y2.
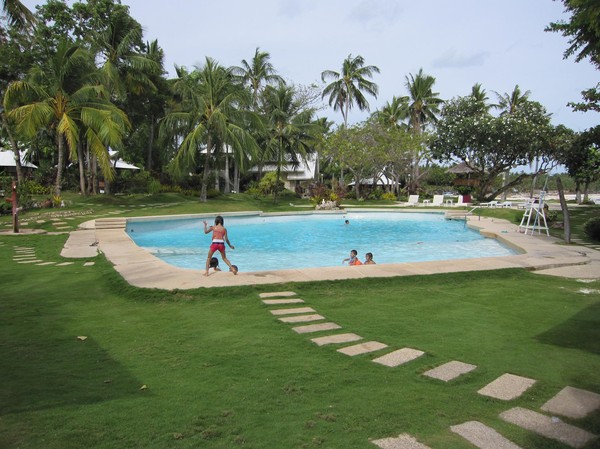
126,212,517,272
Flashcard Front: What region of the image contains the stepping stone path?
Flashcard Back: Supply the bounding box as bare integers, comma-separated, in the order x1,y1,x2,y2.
477,373,536,400
541,386,600,419
11,245,93,268
423,360,477,382
257,290,599,449
372,348,425,367
371,433,432,449
311,333,363,346
450,421,522,449
270,307,315,315
500,407,597,448
278,314,325,323
262,298,305,305
293,322,341,334
337,341,388,356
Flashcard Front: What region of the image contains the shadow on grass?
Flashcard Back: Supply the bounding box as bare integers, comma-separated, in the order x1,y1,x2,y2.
0,336,142,415
536,301,600,355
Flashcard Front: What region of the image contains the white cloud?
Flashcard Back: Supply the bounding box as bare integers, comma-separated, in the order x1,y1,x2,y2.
432,50,490,69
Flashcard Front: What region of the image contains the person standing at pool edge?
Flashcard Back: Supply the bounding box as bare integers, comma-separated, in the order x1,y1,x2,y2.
203,216,237,276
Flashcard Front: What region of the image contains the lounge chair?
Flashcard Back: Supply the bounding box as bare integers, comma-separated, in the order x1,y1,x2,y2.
405,194,419,206
480,200,499,208
431,195,444,206
455,195,470,207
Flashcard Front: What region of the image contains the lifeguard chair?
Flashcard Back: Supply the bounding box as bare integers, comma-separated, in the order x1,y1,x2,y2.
518,191,549,236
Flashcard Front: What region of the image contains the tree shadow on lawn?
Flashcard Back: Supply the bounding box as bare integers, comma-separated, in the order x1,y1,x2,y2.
536,301,600,356
0,335,142,415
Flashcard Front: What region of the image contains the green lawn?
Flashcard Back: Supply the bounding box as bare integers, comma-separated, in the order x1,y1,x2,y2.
0,194,599,448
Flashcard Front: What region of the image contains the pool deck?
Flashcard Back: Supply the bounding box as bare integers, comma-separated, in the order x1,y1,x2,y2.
84,211,600,289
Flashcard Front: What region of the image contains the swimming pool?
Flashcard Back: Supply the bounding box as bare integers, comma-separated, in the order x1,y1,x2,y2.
126,211,517,272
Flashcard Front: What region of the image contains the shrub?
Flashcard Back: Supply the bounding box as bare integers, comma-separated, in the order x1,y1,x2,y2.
382,192,397,201
584,217,600,241
257,172,284,195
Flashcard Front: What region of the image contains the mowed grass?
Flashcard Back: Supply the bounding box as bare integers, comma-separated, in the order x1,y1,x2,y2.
1,230,599,449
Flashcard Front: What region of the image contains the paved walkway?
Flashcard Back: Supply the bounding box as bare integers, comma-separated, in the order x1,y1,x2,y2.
80,212,600,289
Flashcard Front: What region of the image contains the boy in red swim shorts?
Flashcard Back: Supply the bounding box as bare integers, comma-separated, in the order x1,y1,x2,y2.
203,215,237,276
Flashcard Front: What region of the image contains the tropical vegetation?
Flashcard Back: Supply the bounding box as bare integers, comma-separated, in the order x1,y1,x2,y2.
0,0,598,208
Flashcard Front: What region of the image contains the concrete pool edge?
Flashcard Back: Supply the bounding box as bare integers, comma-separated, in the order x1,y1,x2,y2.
92,210,598,289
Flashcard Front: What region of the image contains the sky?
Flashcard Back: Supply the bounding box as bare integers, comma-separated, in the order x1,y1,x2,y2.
23,0,600,132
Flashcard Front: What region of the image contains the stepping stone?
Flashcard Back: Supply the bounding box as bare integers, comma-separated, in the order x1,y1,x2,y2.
478,373,537,400
83,262,95,267
37,262,57,266
270,307,315,316
450,421,522,449
500,407,597,448
259,291,297,298
36,220,46,224
278,314,325,323
337,341,388,356
292,322,341,334
262,298,305,305
371,433,432,449
311,333,363,346
541,386,600,419
13,256,36,260
56,226,71,230
56,262,74,266
17,259,42,264
52,221,67,225
423,361,477,382
373,348,425,367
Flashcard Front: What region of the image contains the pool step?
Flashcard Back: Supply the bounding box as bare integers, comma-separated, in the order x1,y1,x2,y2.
95,217,127,229
445,211,468,220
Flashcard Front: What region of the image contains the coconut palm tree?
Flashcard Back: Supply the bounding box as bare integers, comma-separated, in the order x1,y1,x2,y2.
4,40,129,196
404,68,443,192
262,83,318,202
405,68,443,134
163,57,259,202
321,54,380,127
375,95,409,129
1,0,34,30
470,83,489,106
494,84,531,115
231,47,284,108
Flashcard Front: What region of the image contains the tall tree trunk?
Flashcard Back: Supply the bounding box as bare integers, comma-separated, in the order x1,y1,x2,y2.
92,155,98,194
200,138,212,202
77,140,86,195
2,113,23,184
224,152,230,193
86,145,92,195
55,134,65,196
575,182,582,204
146,115,155,171
556,177,570,244
233,160,240,193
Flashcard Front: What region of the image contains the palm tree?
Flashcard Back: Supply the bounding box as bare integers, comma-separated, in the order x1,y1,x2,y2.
1,0,35,30
470,83,489,106
262,83,318,202
404,68,443,192
163,57,259,202
4,41,129,196
494,84,531,115
405,68,443,134
375,95,409,129
321,54,380,127
231,47,284,108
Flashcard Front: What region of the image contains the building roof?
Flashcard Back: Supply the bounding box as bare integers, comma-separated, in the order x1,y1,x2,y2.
447,161,475,174
0,150,37,168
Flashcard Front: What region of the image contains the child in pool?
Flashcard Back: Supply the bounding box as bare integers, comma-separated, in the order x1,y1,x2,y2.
208,257,221,273
203,216,237,276
342,249,362,266
364,252,376,264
